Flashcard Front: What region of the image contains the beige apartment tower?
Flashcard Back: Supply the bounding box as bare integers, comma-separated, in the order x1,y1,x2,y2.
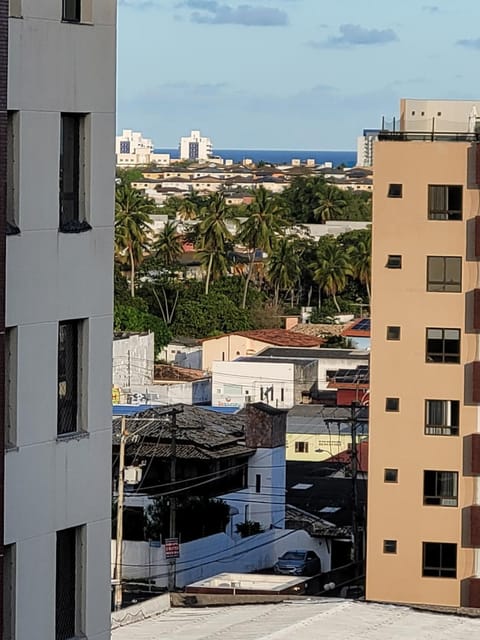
367,120,480,607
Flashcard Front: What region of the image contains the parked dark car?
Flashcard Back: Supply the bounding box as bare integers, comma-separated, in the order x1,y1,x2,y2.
273,550,321,576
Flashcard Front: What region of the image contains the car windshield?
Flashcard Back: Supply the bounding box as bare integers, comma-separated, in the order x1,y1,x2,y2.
282,552,305,560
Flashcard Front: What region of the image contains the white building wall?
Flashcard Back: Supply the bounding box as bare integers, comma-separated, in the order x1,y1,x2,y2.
6,3,116,639
128,379,212,406
179,130,213,161
316,354,370,389
212,361,295,408
113,332,155,389
220,446,286,533
113,529,326,588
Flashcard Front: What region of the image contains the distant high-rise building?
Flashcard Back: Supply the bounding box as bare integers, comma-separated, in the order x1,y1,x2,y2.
356,129,380,167
179,130,213,161
3,2,116,637
366,98,480,609
116,129,170,166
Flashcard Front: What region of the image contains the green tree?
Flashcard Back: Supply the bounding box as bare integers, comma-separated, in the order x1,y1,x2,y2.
114,303,172,353
152,220,184,268
314,185,347,223
237,187,287,308
115,183,156,297
312,238,353,313
197,193,233,294
267,236,302,307
349,230,372,303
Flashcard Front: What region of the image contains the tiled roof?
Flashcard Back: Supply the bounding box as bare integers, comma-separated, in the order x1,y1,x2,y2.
324,441,369,473
342,318,371,338
291,323,345,337
201,329,322,348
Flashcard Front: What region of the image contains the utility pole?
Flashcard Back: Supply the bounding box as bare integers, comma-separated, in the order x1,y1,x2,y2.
350,402,360,568
168,410,177,592
113,405,184,609
113,415,127,611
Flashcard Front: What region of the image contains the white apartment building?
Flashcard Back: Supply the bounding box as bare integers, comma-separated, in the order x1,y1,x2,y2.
179,129,213,161
4,2,115,638
115,129,170,166
356,129,380,167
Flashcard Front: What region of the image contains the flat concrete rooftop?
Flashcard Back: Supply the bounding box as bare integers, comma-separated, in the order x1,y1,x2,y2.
112,598,480,639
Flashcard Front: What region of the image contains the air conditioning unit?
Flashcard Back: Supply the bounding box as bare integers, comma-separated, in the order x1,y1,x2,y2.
124,466,143,486
440,498,457,507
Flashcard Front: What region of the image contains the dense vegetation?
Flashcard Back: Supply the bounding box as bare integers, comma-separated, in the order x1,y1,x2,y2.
114,171,371,350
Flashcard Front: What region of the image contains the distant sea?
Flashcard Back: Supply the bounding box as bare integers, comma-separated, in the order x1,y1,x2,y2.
155,148,357,167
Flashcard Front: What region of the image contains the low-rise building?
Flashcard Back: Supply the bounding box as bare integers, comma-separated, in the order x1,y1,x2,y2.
286,405,368,462
113,332,155,389
202,329,323,372
212,357,318,409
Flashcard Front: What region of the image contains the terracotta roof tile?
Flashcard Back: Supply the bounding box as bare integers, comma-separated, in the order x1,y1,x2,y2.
201,329,322,348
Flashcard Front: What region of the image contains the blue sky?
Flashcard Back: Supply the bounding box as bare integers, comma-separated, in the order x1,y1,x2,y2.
117,0,480,150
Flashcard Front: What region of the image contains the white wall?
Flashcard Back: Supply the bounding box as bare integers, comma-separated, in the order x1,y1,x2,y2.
212,361,295,408
113,528,328,588
316,354,369,389
220,446,286,533
113,333,155,388
6,3,116,639
129,378,212,406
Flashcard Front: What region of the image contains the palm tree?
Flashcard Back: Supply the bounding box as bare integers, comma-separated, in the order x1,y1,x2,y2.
314,186,346,223
153,220,184,268
349,231,371,303
197,193,232,294
267,236,302,307
115,183,155,297
312,239,353,312
177,192,206,221
237,187,287,308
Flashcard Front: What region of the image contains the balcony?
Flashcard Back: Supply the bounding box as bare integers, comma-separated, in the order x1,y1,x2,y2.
463,433,480,475
461,577,480,608
462,505,480,547
378,131,480,143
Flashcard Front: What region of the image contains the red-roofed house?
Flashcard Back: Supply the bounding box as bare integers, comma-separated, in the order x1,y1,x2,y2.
202,329,323,371
342,318,371,350
325,441,369,477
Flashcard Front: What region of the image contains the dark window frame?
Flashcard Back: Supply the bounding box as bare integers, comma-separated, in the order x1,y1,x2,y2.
422,542,457,578
58,320,81,436
3,543,15,640
428,185,463,221
388,184,403,198
423,470,458,507
425,399,459,436
56,526,85,640
295,441,309,454
7,111,20,235
386,255,402,269
386,326,401,340
62,0,81,22
255,474,261,493
59,113,91,233
426,328,461,364
385,397,400,412
426,256,462,293
384,468,398,483
383,540,397,554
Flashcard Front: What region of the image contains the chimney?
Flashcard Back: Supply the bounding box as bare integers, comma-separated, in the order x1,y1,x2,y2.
244,403,286,449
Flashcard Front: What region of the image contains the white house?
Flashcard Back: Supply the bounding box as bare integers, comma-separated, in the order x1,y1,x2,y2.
212,357,318,409
5,2,116,638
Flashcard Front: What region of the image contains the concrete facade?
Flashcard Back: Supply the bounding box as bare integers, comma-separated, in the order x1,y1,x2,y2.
179,130,212,161
400,98,480,134
113,332,155,389
366,125,480,607
5,2,116,638
212,358,318,409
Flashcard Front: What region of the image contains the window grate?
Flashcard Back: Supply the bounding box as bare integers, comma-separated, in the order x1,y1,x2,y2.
58,321,79,435
56,528,76,640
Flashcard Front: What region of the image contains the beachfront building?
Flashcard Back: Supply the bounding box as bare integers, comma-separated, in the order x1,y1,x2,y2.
366,98,480,608
179,129,213,161
115,129,170,166
356,129,380,167
4,2,116,637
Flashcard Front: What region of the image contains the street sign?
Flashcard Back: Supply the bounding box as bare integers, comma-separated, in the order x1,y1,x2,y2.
164,538,180,559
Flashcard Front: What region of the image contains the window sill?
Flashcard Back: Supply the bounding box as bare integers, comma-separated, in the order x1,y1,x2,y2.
6,222,20,236
5,445,19,453
61,19,94,26
59,220,92,234
56,431,89,443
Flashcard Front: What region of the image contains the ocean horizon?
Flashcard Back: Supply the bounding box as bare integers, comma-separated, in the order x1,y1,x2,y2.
155,148,357,167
